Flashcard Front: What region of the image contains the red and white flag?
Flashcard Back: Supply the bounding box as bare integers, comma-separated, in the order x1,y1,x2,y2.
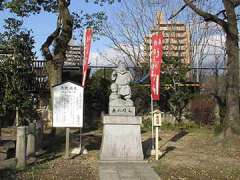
82,28,93,87
150,33,163,101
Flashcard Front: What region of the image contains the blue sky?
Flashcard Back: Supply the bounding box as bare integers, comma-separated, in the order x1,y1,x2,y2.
0,0,122,59
0,0,239,65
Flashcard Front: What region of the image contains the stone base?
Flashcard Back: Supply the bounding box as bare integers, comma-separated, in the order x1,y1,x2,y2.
100,115,144,161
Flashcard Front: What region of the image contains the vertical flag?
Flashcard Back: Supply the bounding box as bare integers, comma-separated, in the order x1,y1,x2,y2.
150,33,163,100
82,28,93,87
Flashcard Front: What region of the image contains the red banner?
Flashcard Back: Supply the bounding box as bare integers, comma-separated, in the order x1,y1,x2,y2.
82,28,93,87
150,33,163,101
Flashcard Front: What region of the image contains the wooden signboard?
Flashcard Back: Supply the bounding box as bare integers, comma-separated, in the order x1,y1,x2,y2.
153,110,162,126
53,81,83,128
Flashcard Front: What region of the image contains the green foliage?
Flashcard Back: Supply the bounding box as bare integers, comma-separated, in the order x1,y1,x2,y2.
72,11,107,41
86,0,121,6
3,1,58,16
139,56,192,122
131,83,151,115
160,56,193,122
0,18,36,126
84,69,112,129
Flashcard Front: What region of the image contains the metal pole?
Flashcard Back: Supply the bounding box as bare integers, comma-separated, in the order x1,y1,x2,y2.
150,33,155,152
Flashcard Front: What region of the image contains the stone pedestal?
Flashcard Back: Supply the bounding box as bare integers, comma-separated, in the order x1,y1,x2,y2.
16,126,27,169
100,115,144,161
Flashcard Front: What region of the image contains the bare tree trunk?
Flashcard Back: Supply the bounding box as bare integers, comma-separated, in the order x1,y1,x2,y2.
41,0,73,126
223,0,240,136
224,26,240,136
182,0,240,137
46,61,63,105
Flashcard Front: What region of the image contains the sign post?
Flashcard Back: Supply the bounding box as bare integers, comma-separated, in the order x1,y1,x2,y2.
65,127,70,159
153,110,162,160
150,32,163,159
53,81,84,158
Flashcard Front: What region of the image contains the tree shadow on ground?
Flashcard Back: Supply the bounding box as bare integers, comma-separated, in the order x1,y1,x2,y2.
159,129,188,159
32,132,65,165
159,146,176,159
84,135,102,151
168,129,188,142
142,138,153,159
40,130,102,161
71,134,102,151
142,129,189,159
0,168,16,180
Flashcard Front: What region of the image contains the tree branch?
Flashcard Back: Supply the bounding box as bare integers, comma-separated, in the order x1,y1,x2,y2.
230,0,240,6
169,0,196,20
53,0,73,62
183,0,228,30
41,22,61,61
41,0,73,63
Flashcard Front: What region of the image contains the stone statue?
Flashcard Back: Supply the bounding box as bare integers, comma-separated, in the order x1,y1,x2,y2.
109,62,134,107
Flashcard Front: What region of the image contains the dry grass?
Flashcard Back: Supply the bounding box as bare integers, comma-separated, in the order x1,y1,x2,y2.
1,128,240,180
151,129,240,180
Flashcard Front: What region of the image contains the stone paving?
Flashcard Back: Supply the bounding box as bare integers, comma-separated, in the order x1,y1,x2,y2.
99,162,160,180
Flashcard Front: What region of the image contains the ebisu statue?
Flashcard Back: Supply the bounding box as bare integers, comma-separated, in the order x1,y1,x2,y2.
109,62,134,107
101,62,143,161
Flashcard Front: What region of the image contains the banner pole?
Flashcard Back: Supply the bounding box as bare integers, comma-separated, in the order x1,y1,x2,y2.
155,126,159,160
151,96,154,151
79,29,87,154
79,27,93,154
150,33,155,152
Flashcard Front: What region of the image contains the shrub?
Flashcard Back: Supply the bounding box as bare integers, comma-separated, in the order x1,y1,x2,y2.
190,95,216,126
131,84,151,115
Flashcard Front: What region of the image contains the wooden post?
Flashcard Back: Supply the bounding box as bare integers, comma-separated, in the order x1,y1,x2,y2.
79,128,82,153
155,126,159,160
65,128,70,159
151,97,154,151
16,107,19,127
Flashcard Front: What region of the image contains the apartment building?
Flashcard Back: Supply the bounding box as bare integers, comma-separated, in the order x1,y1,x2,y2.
144,12,191,64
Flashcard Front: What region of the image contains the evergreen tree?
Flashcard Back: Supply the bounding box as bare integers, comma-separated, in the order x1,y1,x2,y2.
0,18,36,126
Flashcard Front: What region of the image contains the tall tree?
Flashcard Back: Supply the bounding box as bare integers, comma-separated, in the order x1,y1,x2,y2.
0,18,36,126
1,0,120,120
178,0,240,136
41,0,73,99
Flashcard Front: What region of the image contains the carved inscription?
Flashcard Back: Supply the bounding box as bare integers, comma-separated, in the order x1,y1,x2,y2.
109,106,135,116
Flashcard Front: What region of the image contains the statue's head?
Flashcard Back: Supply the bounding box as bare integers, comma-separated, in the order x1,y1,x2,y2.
118,61,127,73
110,83,118,93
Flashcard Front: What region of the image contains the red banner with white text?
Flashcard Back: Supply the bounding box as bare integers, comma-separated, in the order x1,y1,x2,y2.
82,28,93,87
150,33,163,101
